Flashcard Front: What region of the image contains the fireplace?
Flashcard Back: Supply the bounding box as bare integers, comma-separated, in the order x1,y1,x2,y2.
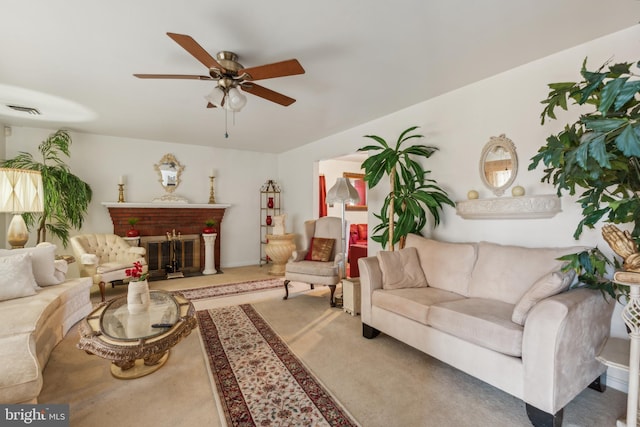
141,234,201,278
102,202,230,273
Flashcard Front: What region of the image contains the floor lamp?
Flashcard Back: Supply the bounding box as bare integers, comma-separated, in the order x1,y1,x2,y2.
326,177,360,279
0,168,44,248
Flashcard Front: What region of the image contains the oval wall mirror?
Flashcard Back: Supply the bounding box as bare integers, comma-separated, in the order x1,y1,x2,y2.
154,153,184,194
479,134,518,197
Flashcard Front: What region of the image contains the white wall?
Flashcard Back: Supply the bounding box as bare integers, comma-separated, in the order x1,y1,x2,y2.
5,127,279,269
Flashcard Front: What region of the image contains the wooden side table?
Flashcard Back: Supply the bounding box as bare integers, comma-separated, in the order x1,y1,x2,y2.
342,278,361,316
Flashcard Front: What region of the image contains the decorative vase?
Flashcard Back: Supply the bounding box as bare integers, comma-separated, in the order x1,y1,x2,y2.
266,215,272,226
126,227,140,237
267,197,274,208
203,226,215,234
127,280,150,314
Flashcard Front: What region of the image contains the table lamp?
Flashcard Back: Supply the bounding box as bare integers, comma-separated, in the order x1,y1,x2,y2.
326,177,360,279
0,168,44,248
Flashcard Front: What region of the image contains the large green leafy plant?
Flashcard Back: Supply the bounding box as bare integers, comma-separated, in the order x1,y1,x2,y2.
358,126,454,250
529,58,640,300
2,130,92,247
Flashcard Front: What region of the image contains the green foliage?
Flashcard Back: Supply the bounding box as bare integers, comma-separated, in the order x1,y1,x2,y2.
1,130,92,247
128,217,139,226
358,126,454,249
530,58,640,240
559,248,627,302
530,58,640,300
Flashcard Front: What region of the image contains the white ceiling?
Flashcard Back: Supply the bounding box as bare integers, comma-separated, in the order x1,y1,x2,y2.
1,1,639,154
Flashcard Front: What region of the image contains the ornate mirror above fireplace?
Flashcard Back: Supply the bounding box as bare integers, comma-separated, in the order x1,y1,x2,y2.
479,134,518,197
154,154,184,194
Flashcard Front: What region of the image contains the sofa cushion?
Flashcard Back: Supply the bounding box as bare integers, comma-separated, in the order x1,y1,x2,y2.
377,247,428,289
0,253,39,301
372,287,465,325
468,241,584,305
286,260,338,277
427,298,524,357
511,269,576,325
405,234,476,296
0,244,63,287
304,237,335,262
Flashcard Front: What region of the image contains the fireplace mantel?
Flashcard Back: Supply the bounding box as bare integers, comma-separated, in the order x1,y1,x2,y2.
102,202,231,271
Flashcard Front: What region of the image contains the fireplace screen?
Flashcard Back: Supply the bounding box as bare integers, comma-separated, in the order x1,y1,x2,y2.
141,234,201,278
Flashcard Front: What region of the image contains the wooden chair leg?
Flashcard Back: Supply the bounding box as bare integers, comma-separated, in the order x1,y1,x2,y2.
329,285,336,307
283,279,290,300
99,281,106,302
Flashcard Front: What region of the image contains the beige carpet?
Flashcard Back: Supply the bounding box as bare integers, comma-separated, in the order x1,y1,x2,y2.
39,267,628,427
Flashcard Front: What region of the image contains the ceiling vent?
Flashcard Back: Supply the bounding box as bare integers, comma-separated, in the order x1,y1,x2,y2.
6,104,41,115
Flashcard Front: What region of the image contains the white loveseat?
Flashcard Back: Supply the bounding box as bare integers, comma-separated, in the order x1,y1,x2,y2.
0,244,92,404
358,234,615,427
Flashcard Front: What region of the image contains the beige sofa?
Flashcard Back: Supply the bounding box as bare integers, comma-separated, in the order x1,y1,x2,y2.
0,244,92,404
358,234,615,427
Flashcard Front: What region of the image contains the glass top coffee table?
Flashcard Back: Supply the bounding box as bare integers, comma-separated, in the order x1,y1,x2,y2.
77,290,196,379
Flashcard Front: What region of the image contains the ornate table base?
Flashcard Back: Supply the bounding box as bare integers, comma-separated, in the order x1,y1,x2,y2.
264,233,296,276
111,351,170,379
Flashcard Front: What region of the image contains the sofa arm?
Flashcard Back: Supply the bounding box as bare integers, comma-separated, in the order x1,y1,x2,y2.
522,287,615,414
129,246,146,257
80,253,99,265
359,256,383,325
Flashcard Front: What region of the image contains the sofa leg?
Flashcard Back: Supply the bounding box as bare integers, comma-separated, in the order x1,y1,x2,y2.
362,324,380,339
283,280,290,300
525,404,563,427
99,281,106,302
588,373,607,392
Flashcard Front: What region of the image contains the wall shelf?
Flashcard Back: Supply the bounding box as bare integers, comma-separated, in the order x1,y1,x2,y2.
455,194,561,219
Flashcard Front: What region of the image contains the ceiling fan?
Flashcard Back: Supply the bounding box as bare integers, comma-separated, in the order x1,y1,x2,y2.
134,32,305,110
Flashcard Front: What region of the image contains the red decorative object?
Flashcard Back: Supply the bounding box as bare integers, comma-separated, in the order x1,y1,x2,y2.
267,197,274,208
126,227,140,237
203,226,216,234
266,215,272,225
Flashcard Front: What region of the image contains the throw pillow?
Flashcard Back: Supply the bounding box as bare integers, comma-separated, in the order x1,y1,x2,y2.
0,253,39,301
304,237,335,262
511,269,576,325
377,247,428,290
0,243,63,287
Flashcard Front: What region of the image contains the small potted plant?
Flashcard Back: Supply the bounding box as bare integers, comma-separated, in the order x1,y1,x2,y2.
126,218,140,237
203,219,217,234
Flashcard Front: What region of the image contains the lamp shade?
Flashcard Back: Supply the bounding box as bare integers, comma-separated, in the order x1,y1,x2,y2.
0,168,44,213
227,87,247,111
326,177,360,205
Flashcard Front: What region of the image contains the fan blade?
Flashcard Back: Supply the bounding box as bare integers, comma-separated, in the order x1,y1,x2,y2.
241,83,296,106
239,59,305,81
166,32,224,71
134,74,214,80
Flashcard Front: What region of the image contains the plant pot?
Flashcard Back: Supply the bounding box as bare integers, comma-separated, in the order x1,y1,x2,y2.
203,227,216,234
127,280,150,314
126,227,140,237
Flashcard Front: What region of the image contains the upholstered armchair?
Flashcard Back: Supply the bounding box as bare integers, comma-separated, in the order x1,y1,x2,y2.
70,233,148,302
283,216,344,306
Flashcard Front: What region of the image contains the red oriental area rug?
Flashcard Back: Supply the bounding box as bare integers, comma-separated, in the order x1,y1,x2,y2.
197,304,358,427
177,278,283,301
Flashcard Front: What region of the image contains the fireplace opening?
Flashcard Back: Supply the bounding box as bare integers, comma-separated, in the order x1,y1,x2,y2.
141,234,201,279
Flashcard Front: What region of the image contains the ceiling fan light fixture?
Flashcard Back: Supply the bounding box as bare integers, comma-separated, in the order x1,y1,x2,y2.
205,86,226,108
227,87,247,111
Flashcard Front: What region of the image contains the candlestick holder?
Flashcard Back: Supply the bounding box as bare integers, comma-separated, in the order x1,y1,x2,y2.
208,176,216,204
118,184,125,203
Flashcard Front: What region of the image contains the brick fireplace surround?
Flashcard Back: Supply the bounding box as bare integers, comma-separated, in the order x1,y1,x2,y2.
102,203,230,272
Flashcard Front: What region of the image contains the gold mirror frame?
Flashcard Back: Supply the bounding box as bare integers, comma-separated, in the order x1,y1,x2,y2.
479,134,518,197
154,154,184,194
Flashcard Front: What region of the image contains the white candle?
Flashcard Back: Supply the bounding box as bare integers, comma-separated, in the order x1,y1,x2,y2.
118,175,124,185
210,168,216,177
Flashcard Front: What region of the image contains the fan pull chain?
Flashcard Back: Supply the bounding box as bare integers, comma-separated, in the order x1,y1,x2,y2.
224,108,229,138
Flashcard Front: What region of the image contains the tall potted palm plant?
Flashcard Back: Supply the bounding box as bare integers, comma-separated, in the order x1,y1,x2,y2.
529,58,640,300
1,130,92,247
358,126,454,250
